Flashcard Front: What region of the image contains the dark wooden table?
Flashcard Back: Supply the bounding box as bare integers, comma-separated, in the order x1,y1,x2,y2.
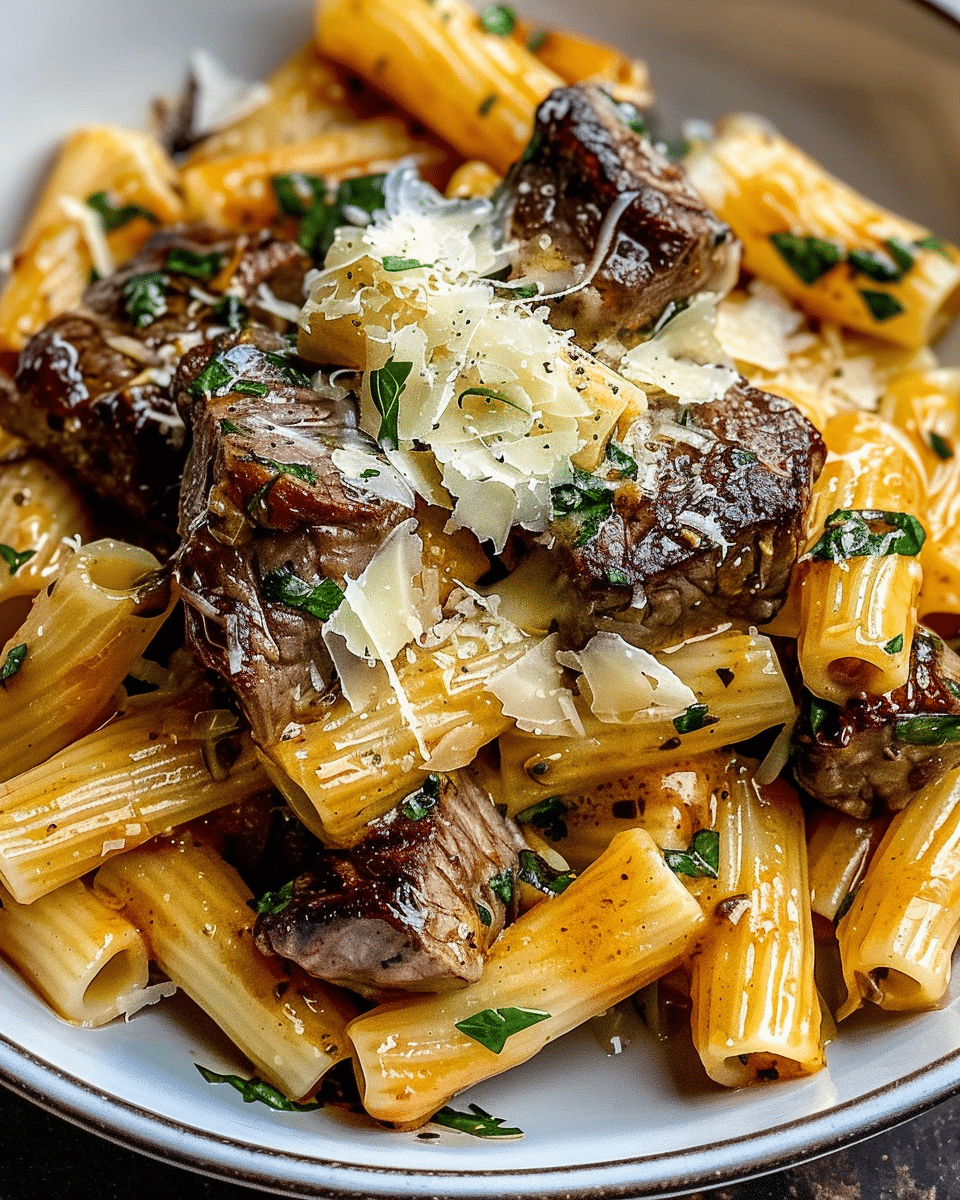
0,1082,955,1200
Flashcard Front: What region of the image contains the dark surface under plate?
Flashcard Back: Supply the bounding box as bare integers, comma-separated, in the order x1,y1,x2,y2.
0,1081,957,1200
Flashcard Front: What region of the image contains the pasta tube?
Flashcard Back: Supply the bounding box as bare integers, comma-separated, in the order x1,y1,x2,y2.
264,613,533,847
181,117,446,230
347,828,703,1128
0,455,94,644
797,412,926,701
837,766,960,1017
0,879,149,1027
0,683,269,904
316,0,565,173
0,126,183,351
690,774,824,1086
687,114,960,347
498,630,795,811
0,539,174,782
512,20,653,107
880,367,960,484
806,809,887,925
95,838,357,1099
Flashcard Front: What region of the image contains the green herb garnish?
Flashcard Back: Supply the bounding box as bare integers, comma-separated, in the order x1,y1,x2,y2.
930,432,954,461
884,634,905,656
382,255,428,272
526,28,548,52
433,1104,523,1138
248,880,295,915
399,774,442,821
517,849,574,895
479,3,515,35
515,796,568,842
605,440,638,480
663,829,720,879
0,545,35,575
478,93,498,116
85,191,158,231
457,385,525,411
271,173,326,217
0,643,26,688
808,509,926,563
245,453,318,485
808,697,832,736
261,566,343,619
165,247,223,279
369,357,412,449
859,289,906,322
673,703,710,734
212,294,249,330
914,235,951,258
476,902,493,927
218,419,247,436
847,239,914,283
489,870,514,905
551,470,614,547
122,272,168,328
455,1006,550,1054
769,233,841,285
894,714,960,746
196,1065,322,1111
617,102,647,136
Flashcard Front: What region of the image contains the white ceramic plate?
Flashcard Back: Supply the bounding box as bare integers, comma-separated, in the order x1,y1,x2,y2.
2,0,960,1195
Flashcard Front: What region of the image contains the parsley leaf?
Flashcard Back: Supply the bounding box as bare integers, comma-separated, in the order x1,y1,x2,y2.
883,633,905,656
605,440,638,480
517,849,575,895
212,294,249,330
663,828,720,879
399,774,441,821
248,880,295,915
769,233,841,284
808,509,926,563
476,902,493,927
85,191,158,231
279,173,387,263
0,643,26,688
218,419,247,436
382,255,427,272
122,272,168,327
526,28,548,52
165,247,223,279
271,173,326,217
478,94,498,117
673,702,711,734
847,239,914,283
433,1104,523,1138
551,471,614,547
914,235,952,258
261,566,343,619
930,432,954,461
457,385,525,411
369,357,412,449
244,453,318,485
196,1065,322,1111
859,289,906,322
617,101,647,136
489,870,514,905
895,714,960,747
455,1006,550,1054
479,3,515,35
0,545,35,575
808,697,832,736
515,796,568,842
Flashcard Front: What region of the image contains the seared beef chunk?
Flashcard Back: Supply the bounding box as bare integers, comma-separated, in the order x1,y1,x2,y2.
793,629,960,818
500,85,738,349
255,773,526,993
174,323,412,744
4,227,310,542
550,379,825,646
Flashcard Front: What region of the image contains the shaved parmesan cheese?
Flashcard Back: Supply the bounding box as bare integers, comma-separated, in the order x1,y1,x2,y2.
620,293,737,403
331,445,416,508
486,632,584,737
187,49,270,138
118,980,178,1021
716,282,814,372
558,632,696,723
59,194,113,278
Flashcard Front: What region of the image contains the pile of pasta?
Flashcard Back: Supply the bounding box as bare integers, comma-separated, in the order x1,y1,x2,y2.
0,0,960,1136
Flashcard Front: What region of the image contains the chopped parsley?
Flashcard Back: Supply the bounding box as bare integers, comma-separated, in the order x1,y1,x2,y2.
195,1066,322,1111
914,234,951,258
930,432,954,461
218,418,247,436
0,643,26,688
605,440,638,480
478,93,498,117
85,191,158,231
859,289,906,322
808,697,834,737
526,28,548,52
122,272,168,328
663,829,720,879
947,680,960,701
248,880,295,914
476,902,493,927
271,172,326,217
673,702,711,734
369,357,412,449
433,1103,523,1138
502,281,540,299
0,545,35,575
894,714,960,747
399,774,441,821
382,255,428,272
261,566,343,619
272,173,387,263
165,247,223,279
617,101,647,136
847,239,914,283
517,849,575,895
883,633,905,656
769,233,841,285
729,448,758,468
245,453,317,485
551,470,614,547
489,869,514,905
808,509,926,563
479,3,515,35
233,379,270,397
191,348,310,400
455,1006,550,1054
457,385,524,411
515,796,568,842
